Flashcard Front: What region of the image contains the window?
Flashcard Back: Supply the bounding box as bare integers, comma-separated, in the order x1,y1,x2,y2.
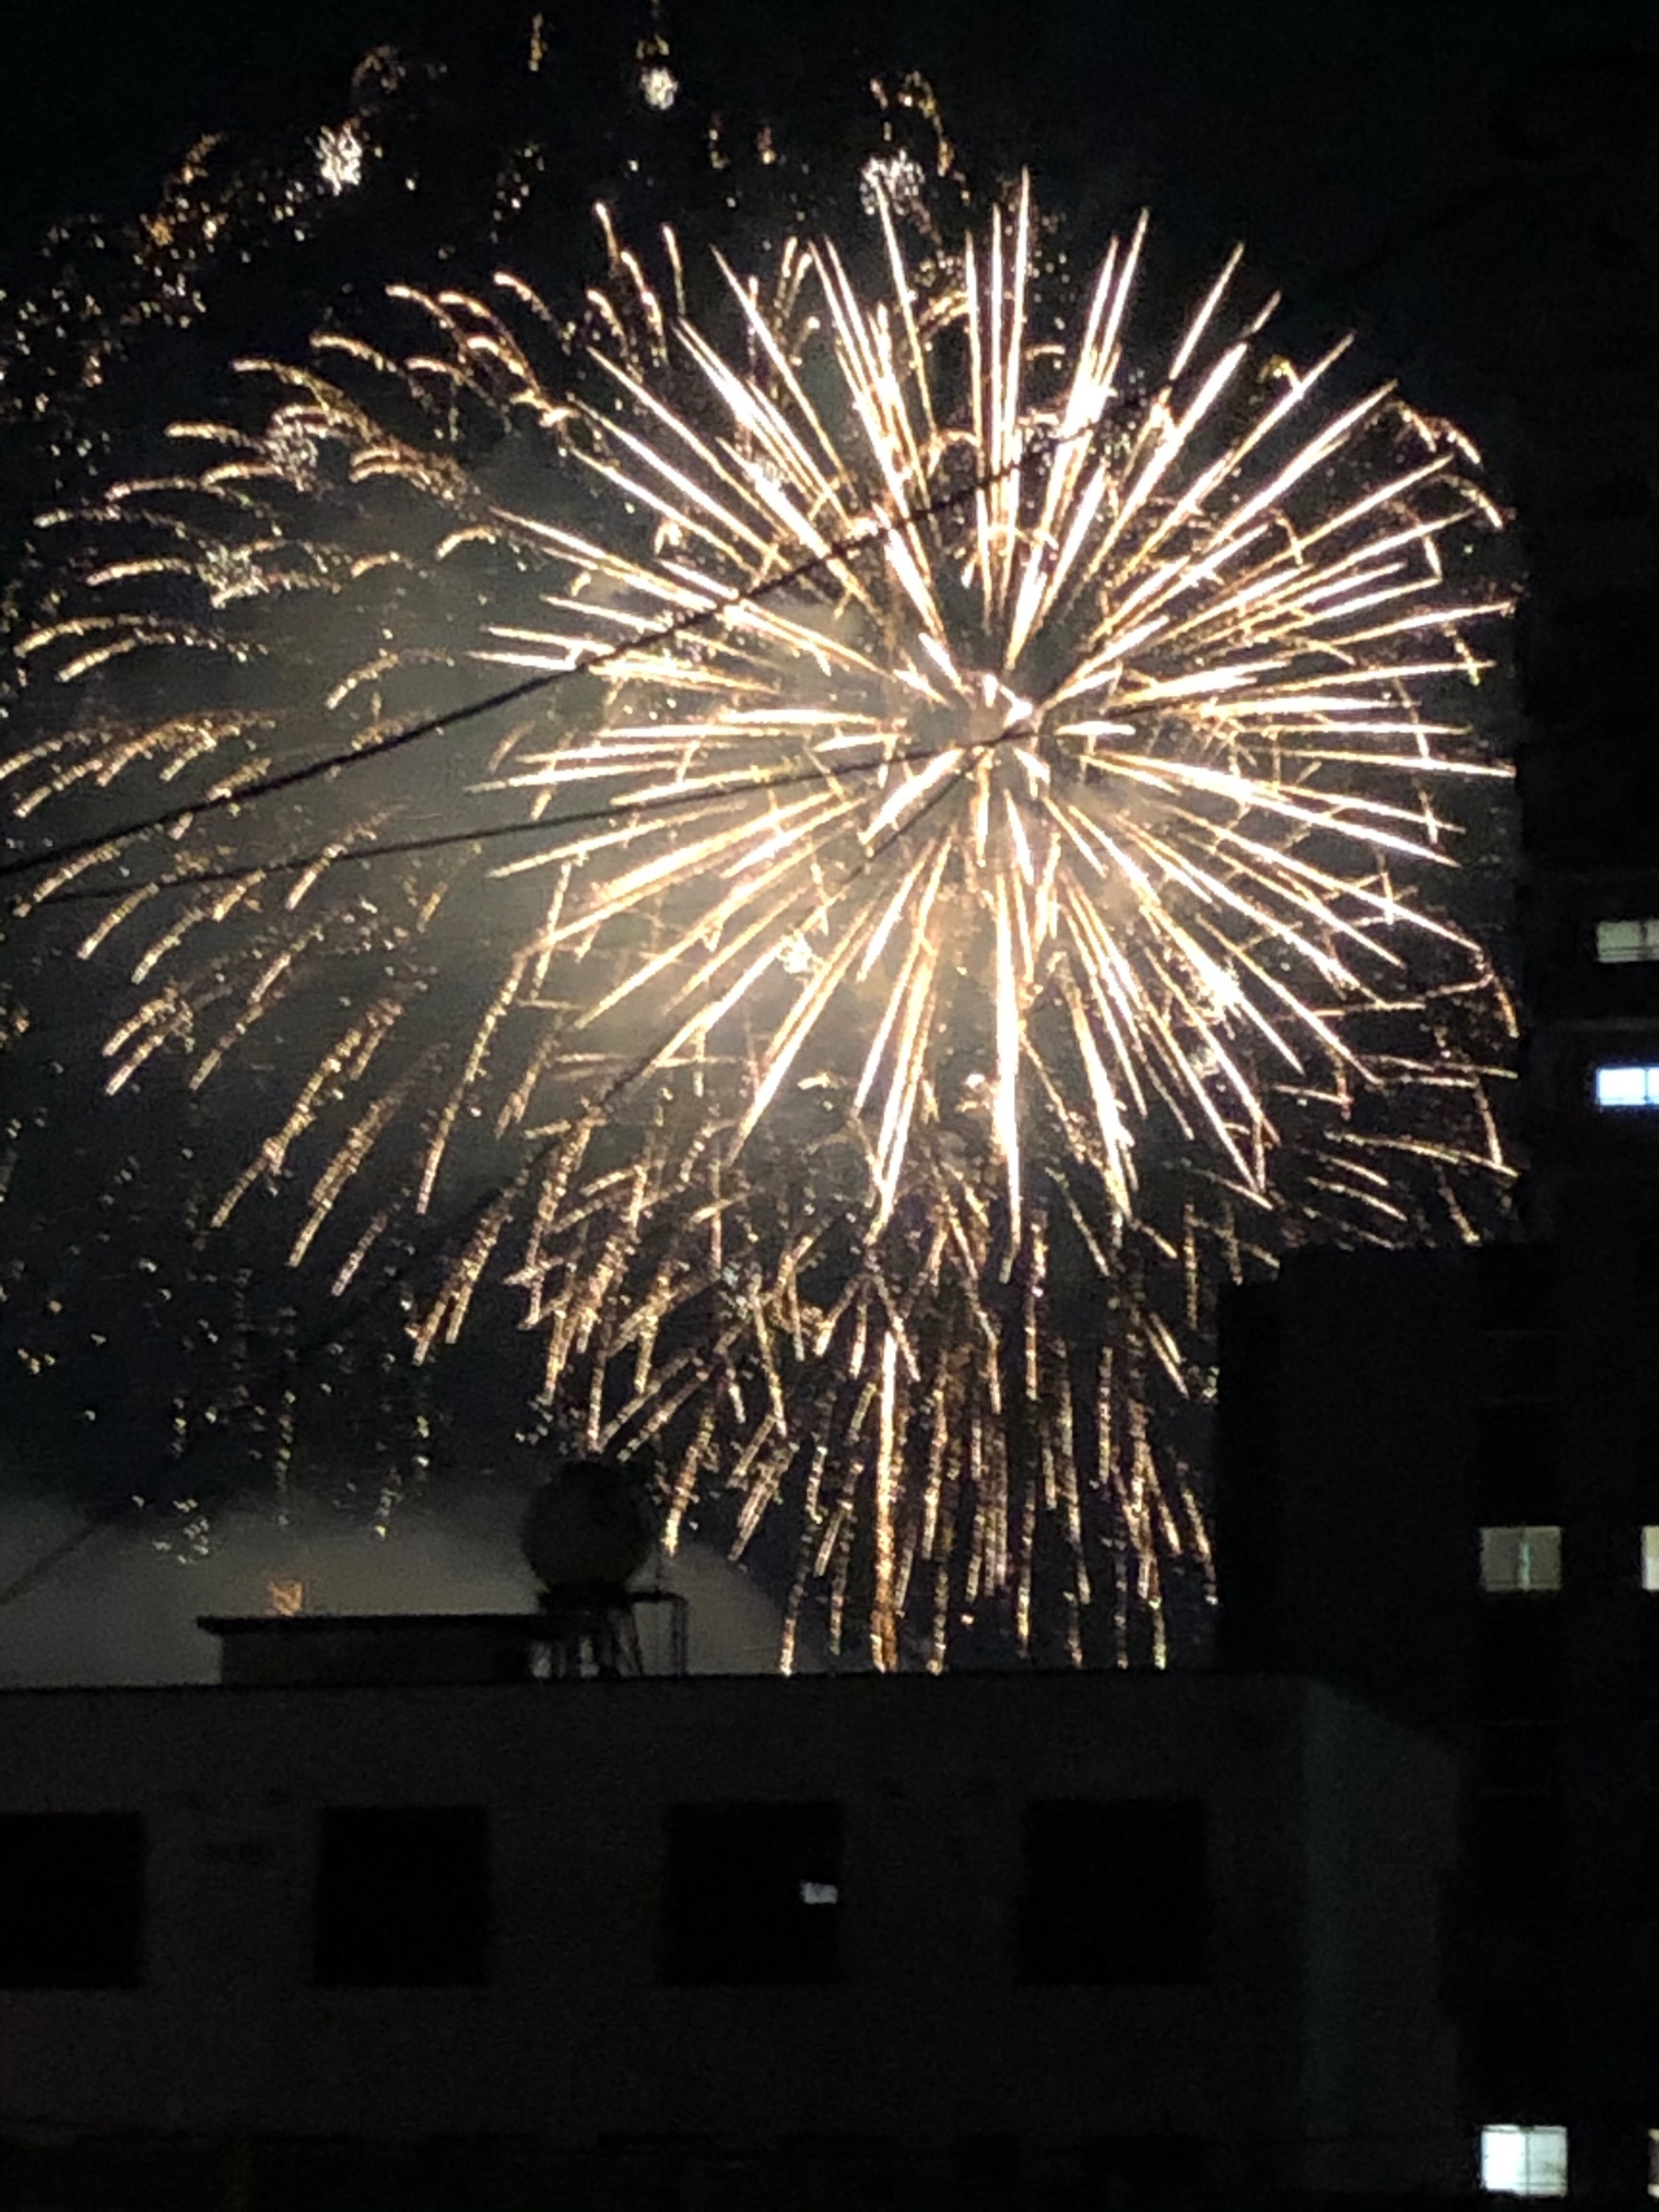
1597,918,1659,964
1080,2137,1206,2191
662,1803,842,1984
1479,2124,1568,2196
1481,1526,1562,1594
1647,2127,1659,2199
1479,1336,1559,1413
1595,1065,1659,1109
0,1812,145,1988
313,1807,488,1987
1477,1408,1559,1520
1479,1606,1564,1718
1643,1530,1659,1593
1467,1997,1564,2107
1020,1799,1207,1985
953,2136,1021,2187
1476,1794,1565,1917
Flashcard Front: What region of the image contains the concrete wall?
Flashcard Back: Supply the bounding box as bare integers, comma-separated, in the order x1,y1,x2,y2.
0,1669,1456,2189
1299,1689,1465,2195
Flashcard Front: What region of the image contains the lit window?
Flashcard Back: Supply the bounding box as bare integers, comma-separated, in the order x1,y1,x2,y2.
1480,2124,1568,2196
1643,1530,1659,1592
1597,918,1659,964
1480,1526,1562,1594
1595,1065,1659,1109
1647,2127,1659,2198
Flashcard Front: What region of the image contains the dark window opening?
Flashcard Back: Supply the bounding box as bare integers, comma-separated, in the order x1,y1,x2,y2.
1475,1794,1565,1919
662,1802,841,1984
0,1812,144,1988
1478,1336,1559,1414
1020,1798,1208,1985
1477,1406,1559,1520
313,1806,488,1987
1480,1608,1565,1718
1465,2003,1564,2110
1080,2136,1206,2191
954,2135,1020,2186
1634,1218,1659,1329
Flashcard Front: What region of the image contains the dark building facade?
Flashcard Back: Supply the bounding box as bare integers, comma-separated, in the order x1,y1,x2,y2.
1218,1238,1659,2200
1218,1248,1596,2183
1217,52,1659,2206
0,1658,1460,2209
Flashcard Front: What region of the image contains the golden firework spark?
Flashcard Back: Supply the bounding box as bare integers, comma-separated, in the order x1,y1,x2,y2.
4,176,1514,1668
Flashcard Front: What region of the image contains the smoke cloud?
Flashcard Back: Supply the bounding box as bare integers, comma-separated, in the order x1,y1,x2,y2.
0,1484,795,1685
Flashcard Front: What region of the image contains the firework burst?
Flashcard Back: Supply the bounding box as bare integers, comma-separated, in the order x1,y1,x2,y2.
3,173,1514,1666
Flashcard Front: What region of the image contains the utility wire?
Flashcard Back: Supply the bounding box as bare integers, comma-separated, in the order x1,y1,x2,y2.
0,705,1032,1611
0,395,1079,1604
26,729,1033,910
2,111,1569,909
0,402,1106,892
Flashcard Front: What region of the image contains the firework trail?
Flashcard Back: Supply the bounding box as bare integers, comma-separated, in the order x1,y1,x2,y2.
2,171,1514,1667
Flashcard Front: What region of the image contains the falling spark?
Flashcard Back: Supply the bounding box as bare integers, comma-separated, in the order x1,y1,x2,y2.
641,65,679,112
315,124,367,196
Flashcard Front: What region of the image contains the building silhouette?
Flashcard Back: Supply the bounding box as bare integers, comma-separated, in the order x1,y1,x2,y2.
1218,55,1659,2205
0,1639,1460,2208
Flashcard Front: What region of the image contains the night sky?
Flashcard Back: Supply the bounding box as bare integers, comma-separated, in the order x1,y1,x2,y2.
2,0,1649,406
0,0,1652,1666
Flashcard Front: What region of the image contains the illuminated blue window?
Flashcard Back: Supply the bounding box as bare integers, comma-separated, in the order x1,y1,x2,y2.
1595,1065,1659,1109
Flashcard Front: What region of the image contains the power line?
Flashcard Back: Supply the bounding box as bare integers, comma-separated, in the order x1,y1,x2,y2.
25,729,1029,911
0,404,1108,892
0,395,1061,1608
0,706,1030,1609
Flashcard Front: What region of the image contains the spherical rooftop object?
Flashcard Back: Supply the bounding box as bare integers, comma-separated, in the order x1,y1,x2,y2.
520,1457,654,1592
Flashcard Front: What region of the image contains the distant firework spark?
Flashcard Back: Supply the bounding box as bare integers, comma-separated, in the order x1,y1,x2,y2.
2,171,1514,1666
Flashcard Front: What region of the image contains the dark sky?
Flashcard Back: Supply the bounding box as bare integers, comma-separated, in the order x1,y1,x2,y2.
0,0,1652,457
0,0,1646,248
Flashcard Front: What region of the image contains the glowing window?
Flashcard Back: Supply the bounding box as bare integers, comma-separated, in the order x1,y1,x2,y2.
1595,1065,1659,1109
1480,2124,1568,2196
1597,918,1659,964
1643,1530,1659,1592
1480,1526,1562,1594
1647,2128,1659,2198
